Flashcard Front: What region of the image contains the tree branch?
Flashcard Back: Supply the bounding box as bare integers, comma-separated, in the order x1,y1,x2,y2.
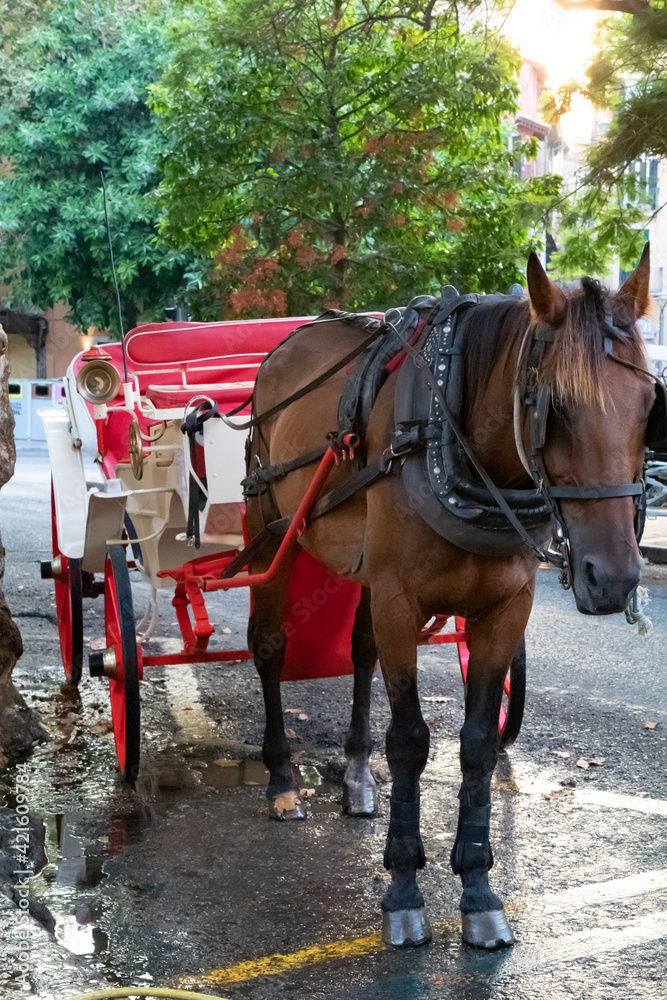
552,0,650,14
422,0,437,30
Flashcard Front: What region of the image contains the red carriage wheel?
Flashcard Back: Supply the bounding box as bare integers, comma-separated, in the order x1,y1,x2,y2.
102,545,141,784
455,617,526,748
41,480,83,684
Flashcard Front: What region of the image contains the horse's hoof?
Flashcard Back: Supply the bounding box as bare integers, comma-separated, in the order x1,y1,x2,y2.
461,909,515,950
381,908,432,947
342,778,378,817
269,791,307,821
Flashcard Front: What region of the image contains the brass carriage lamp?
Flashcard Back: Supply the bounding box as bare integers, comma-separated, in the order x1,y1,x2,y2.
75,346,121,404
76,347,121,457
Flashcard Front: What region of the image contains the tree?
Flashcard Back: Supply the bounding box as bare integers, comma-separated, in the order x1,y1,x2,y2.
547,1,667,277
152,0,558,317
553,1,650,12
0,0,201,333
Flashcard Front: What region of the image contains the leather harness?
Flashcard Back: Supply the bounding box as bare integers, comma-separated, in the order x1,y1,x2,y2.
186,289,667,577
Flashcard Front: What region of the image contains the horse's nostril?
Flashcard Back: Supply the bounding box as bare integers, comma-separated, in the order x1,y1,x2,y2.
583,557,599,591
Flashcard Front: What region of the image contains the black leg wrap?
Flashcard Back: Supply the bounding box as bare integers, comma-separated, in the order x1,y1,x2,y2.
450,800,493,875
383,794,425,871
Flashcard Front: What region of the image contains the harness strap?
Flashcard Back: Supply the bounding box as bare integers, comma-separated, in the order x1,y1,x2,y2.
220,516,291,578
548,483,644,499
383,305,555,561
423,360,549,561
220,326,383,431
514,318,650,574
602,317,662,386
310,461,388,519
181,400,220,548
242,446,328,495
222,461,392,579
387,318,550,561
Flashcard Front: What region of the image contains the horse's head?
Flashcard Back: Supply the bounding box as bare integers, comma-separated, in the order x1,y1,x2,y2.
526,247,656,615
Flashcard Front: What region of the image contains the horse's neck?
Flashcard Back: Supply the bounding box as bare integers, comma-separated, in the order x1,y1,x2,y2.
465,336,531,489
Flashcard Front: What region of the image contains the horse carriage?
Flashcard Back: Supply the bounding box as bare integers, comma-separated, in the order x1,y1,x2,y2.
39,314,524,785
40,250,660,951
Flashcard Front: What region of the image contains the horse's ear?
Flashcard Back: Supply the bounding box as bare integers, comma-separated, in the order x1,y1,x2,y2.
617,242,651,320
526,252,567,327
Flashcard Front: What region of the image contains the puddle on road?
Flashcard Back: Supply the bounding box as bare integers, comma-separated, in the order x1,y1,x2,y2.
2,663,339,983
199,756,325,790
27,755,327,959
3,731,328,966
30,811,111,956
201,757,271,789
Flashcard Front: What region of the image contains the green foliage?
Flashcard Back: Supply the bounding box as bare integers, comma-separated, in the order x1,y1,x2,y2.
0,0,200,333
549,181,649,280
153,0,557,316
547,2,667,277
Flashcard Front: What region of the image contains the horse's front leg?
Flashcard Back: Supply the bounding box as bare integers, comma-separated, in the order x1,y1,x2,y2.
452,598,531,949
372,588,431,947
343,587,379,817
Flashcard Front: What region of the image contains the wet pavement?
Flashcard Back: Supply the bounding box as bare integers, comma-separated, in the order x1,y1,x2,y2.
2,448,667,999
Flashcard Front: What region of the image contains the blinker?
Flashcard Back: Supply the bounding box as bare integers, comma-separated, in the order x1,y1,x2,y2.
646,380,667,455
604,314,667,455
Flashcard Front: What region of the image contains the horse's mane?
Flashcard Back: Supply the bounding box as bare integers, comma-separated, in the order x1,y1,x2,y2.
461,280,648,416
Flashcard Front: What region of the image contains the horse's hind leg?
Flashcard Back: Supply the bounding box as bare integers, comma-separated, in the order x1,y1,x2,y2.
248,549,304,821
343,588,378,817
451,598,531,949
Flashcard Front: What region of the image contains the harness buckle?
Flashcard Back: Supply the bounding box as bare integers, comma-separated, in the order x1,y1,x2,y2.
326,430,360,463
383,423,437,470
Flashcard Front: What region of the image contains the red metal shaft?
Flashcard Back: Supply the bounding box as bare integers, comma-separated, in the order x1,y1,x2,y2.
201,448,337,592
142,649,253,667
421,631,468,645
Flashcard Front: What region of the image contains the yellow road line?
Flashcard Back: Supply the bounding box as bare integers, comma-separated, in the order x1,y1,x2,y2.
176,867,667,990
177,916,463,989
176,931,383,988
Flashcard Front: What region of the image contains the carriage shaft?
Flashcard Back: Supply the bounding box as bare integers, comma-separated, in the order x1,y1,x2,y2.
200,448,338,592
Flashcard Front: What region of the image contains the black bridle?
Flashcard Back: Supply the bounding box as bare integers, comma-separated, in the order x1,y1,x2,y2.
512,315,663,584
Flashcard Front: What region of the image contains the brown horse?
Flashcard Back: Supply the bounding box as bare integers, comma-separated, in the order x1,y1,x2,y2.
244,248,655,949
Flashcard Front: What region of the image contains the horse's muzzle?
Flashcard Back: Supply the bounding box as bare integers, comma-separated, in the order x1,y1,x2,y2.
571,551,643,615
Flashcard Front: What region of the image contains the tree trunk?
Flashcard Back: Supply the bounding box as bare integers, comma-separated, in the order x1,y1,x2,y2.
0,325,47,768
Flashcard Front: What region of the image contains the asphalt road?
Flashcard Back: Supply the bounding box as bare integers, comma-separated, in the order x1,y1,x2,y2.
2,449,667,1000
